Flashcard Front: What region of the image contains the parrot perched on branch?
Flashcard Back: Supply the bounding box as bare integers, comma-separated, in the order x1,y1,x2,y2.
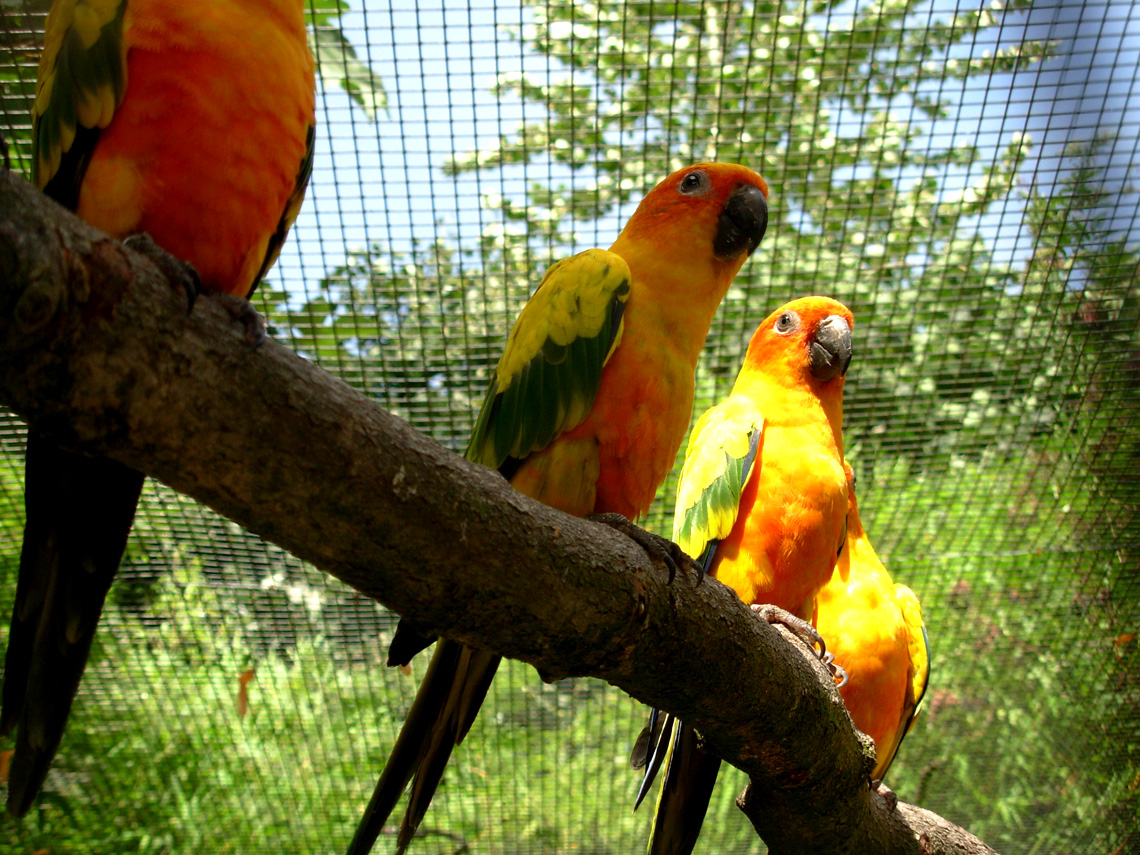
345,163,771,855
2,0,315,817
815,463,930,785
633,296,854,855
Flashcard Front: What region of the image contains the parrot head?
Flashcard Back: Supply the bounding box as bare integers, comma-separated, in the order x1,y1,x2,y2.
610,162,770,298
742,296,854,392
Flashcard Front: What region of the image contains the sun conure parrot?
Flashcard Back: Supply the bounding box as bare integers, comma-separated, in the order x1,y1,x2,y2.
2,0,315,817
345,163,771,855
815,462,929,785
632,296,854,855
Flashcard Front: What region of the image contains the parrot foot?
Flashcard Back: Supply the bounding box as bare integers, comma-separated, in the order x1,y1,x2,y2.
822,651,849,688
750,603,827,660
873,780,898,812
123,233,202,315
218,294,268,349
588,513,699,583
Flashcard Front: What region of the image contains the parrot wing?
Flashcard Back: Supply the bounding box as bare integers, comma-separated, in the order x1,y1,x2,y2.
249,121,316,292
33,0,129,207
672,395,764,565
466,248,631,472
632,395,762,808
387,248,631,668
874,584,930,782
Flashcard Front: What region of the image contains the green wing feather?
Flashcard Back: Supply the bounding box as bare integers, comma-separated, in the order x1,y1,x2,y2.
672,395,764,560
33,0,129,206
466,248,631,471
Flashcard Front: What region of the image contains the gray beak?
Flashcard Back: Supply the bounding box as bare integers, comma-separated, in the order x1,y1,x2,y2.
810,314,853,381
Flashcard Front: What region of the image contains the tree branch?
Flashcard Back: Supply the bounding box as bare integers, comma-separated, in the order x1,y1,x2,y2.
0,161,997,855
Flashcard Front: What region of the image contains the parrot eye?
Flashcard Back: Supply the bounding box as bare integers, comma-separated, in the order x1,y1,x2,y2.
678,170,709,195
774,311,800,335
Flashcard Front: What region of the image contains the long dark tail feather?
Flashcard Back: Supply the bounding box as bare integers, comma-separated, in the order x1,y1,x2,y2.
347,640,500,855
647,721,722,855
633,708,669,809
2,431,144,817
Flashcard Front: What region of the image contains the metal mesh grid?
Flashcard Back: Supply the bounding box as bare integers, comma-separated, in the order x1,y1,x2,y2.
1,0,1138,852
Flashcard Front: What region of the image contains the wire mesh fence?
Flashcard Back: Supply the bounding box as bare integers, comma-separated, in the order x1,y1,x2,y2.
0,0,1138,853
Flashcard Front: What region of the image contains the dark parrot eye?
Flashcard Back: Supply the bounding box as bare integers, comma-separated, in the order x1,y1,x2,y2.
678,170,709,195
775,311,800,335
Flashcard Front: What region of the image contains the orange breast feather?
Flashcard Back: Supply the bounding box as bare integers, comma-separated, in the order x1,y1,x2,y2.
76,0,315,295
713,419,847,620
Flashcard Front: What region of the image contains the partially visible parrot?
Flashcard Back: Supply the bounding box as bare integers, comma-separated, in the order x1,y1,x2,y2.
815,463,930,784
633,296,854,855
2,0,315,817
346,163,771,855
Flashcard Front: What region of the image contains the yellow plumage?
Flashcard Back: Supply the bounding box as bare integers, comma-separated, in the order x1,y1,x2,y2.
816,470,930,782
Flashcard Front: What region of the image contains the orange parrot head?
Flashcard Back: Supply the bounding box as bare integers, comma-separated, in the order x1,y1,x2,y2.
611,163,770,302
740,296,854,403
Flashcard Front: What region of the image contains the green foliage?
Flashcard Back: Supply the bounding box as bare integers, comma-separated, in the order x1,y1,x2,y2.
0,0,44,175
307,0,389,120
860,455,1138,854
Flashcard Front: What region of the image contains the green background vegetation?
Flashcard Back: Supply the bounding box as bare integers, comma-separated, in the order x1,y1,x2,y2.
0,0,1137,852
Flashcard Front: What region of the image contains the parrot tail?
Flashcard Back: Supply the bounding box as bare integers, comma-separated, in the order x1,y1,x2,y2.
1,430,144,817
347,639,500,855
632,707,668,808
646,718,722,855
387,618,437,667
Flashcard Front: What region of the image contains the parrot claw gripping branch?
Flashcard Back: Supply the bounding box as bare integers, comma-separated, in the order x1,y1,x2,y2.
589,511,704,584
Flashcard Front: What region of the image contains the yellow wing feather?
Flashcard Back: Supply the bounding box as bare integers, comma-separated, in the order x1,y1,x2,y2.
33,0,129,193
672,395,763,559
466,249,631,470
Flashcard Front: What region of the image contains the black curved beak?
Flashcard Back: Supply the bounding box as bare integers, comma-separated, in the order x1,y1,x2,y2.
713,183,768,260
810,314,853,381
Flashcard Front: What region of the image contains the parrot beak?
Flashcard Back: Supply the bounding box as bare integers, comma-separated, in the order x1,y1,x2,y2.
713,183,769,260
810,314,853,381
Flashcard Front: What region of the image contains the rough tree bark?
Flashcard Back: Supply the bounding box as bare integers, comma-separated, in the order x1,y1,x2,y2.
0,159,997,855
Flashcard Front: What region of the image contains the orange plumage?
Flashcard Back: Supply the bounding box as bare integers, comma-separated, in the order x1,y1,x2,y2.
504,162,771,520
62,0,315,294
679,297,854,619
816,464,930,783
